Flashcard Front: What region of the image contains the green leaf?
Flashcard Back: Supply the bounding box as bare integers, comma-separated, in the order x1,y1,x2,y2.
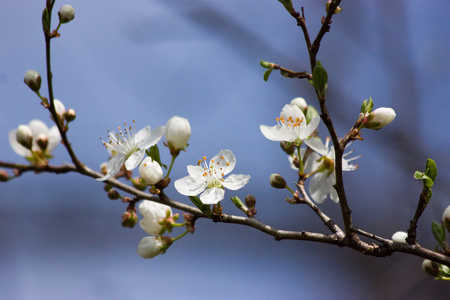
146,145,167,169
305,105,319,123
189,196,211,216
263,68,273,82
432,221,446,246
277,0,294,13
414,171,434,187
312,61,328,97
259,60,272,69
42,7,50,34
425,158,437,182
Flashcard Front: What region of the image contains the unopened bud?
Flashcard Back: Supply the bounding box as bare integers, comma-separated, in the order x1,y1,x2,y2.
363,107,396,130
24,70,41,92
107,189,121,200
442,205,450,232
16,125,33,149
270,173,287,189
326,1,342,14
131,177,147,191
422,259,440,277
290,97,307,112
245,195,256,208
0,170,10,182
280,141,295,155
53,99,66,120
65,108,76,122
36,133,49,151
122,211,138,228
391,231,408,244
58,5,75,24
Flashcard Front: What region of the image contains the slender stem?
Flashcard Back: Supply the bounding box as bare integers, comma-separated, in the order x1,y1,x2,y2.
165,155,176,178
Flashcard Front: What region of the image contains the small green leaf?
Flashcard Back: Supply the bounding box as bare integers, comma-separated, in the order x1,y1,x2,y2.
432,221,446,246
277,0,295,13
312,61,328,97
260,60,272,69
280,70,289,77
305,105,319,123
42,7,50,34
263,68,273,82
414,171,433,187
189,196,211,216
146,145,167,169
425,158,437,182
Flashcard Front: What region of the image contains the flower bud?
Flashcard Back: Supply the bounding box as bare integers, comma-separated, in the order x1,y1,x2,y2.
290,97,307,112
137,236,165,259
391,231,408,244
65,108,76,122
131,177,147,191
326,1,342,14
53,99,66,120
58,5,75,24
139,200,172,235
121,211,138,228
280,141,295,155
363,107,396,130
270,173,287,189
0,170,10,182
422,259,440,277
245,195,256,208
139,157,163,185
16,125,33,150
107,189,121,200
442,205,450,232
165,116,191,151
36,133,49,151
24,70,41,92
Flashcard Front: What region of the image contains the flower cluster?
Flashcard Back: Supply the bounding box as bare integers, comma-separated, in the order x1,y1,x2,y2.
137,200,176,259
261,97,395,204
9,120,61,166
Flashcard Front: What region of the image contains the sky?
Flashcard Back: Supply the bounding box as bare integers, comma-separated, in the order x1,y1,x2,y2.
1,0,450,299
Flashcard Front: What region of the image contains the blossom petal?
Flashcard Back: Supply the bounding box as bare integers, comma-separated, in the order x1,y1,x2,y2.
300,116,320,139
138,126,165,149
174,175,207,196
214,149,236,175
260,125,295,142
97,154,126,181
309,172,332,204
187,165,204,177
304,137,328,156
200,187,225,204
8,130,31,157
46,126,61,152
125,149,146,170
222,174,250,190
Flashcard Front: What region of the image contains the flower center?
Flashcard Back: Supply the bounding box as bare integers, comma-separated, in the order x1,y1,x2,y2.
277,115,304,129
198,155,230,188
101,121,139,157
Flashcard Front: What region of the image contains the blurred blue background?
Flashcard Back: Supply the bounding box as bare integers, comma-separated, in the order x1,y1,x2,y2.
1,0,450,299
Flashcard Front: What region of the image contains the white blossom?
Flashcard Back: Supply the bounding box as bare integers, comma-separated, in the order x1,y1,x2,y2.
9,120,60,161
260,104,320,146
174,149,250,204
97,122,165,181
391,231,408,244
363,107,396,130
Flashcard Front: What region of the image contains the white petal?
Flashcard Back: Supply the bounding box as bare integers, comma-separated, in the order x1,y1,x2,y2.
215,149,236,175
222,174,250,190
187,165,204,177
46,126,61,152
97,154,125,181
309,172,330,204
260,125,295,142
8,130,31,157
125,149,146,170
138,126,165,149
137,236,163,259
304,137,328,156
200,187,224,204
174,175,207,196
300,116,320,139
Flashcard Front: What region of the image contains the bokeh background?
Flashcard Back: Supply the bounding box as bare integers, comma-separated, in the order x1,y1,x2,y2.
1,0,450,299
